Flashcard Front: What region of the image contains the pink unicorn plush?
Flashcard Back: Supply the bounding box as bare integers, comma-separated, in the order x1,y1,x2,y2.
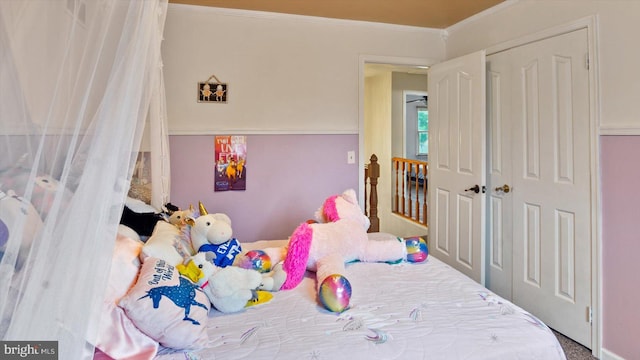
254,189,428,312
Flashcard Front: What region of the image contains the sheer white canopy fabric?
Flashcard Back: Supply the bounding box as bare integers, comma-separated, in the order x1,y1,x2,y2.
0,0,169,359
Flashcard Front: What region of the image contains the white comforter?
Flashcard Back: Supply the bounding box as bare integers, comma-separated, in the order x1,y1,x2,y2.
155,242,566,360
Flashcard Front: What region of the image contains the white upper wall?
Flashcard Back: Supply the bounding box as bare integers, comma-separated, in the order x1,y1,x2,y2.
445,0,640,132
163,4,446,134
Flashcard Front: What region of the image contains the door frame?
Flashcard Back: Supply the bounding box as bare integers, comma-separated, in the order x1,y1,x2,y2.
358,55,439,206
485,16,601,355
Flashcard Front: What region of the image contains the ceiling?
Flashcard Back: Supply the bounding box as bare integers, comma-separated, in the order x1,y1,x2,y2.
168,0,505,29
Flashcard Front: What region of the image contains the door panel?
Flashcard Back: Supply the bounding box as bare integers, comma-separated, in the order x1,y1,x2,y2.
524,203,541,286
428,50,486,283
435,188,450,255
457,194,473,268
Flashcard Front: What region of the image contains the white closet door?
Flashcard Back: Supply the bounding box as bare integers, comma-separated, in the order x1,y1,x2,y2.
487,28,592,348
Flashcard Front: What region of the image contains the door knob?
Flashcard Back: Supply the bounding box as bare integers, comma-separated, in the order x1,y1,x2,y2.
465,184,480,194
494,184,510,193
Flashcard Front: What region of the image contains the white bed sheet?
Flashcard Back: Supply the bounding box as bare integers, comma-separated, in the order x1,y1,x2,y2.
155,241,565,360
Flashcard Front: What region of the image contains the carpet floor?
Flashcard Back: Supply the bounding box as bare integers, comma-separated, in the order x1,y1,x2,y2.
553,330,597,360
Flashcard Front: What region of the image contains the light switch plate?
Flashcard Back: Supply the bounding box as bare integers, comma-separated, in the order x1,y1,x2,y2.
347,151,355,164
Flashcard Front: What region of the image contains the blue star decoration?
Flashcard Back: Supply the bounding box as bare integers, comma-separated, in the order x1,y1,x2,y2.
139,277,209,325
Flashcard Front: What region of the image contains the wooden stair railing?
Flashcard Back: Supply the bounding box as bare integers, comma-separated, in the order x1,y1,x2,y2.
364,154,380,233
392,157,427,226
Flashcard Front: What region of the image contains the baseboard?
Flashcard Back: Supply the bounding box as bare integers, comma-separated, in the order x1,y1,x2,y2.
600,347,626,360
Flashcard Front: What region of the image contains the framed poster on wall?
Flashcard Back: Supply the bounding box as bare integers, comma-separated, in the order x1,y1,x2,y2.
214,135,246,191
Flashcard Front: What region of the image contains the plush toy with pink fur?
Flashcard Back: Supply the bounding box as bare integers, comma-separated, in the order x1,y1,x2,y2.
266,189,428,313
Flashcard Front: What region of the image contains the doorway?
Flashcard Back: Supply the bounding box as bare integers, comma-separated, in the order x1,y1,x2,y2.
361,60,431,238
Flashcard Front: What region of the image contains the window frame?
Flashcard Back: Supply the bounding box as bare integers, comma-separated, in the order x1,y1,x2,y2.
416,105,428,156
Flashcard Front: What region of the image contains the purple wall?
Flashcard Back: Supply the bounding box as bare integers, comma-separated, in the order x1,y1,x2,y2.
601,135,640,360
169,134,359,242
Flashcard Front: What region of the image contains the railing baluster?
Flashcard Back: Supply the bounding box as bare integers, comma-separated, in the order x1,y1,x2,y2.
368,154,379,232
416,164,419,217
394,159,399,214
407,163,418,219
422,163,428,224
400,162,407,215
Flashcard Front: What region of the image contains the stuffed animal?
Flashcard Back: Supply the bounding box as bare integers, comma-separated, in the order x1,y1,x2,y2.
274,189,428,313
0,189,43,270
178,252,286,313
187,203,242,268
140,220,192,266
166,204,196,227
0,167,73,221
120,205,164,237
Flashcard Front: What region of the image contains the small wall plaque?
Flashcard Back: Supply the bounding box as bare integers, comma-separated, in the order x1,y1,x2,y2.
198,74,227,103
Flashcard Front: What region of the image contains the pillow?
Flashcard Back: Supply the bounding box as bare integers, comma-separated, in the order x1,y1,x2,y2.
0,167,72,220
117,224,142,244
125,197,158,214
367,232,400,242
118,257,210,350
0,189,43,270
94,234,159,360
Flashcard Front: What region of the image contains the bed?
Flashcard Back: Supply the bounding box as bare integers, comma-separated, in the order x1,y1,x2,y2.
91,165,566,360
151,237,566,360
94,231,566,360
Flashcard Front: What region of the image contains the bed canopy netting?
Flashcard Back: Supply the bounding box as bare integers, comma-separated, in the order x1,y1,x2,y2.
0,0,170,358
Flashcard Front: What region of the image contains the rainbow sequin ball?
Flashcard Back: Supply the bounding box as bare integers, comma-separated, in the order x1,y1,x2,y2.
238,250,272,273
405,236,428,263
318,274,352,313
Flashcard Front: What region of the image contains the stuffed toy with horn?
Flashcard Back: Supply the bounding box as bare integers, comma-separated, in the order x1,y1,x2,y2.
187,202,242,269
255,189,428,313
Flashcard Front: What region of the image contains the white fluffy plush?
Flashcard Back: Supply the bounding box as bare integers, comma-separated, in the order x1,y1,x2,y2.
140,221,190,266
185,252,286,313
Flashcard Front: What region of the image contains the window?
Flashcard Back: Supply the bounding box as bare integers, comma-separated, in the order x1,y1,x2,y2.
417,106,428,155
